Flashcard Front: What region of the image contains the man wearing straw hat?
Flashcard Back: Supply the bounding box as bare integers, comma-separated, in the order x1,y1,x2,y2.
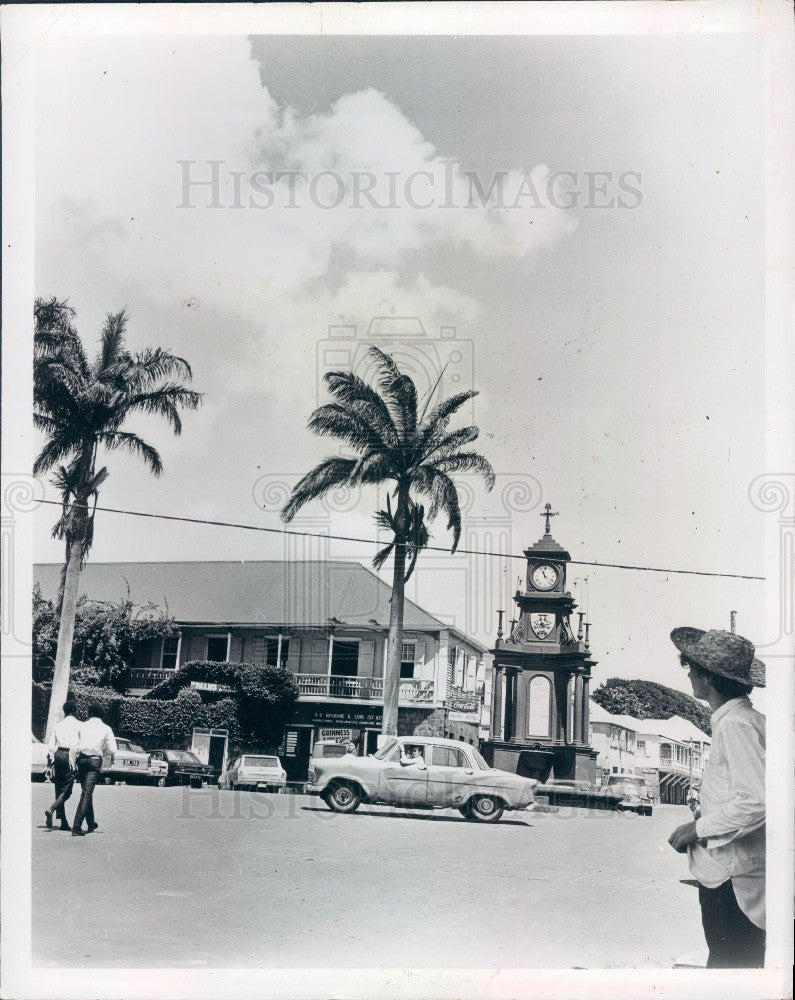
667,628,766,968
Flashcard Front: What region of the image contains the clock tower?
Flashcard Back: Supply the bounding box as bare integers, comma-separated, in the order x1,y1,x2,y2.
480,504,598,783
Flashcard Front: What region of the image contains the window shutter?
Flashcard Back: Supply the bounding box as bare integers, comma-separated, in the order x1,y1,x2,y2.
359,639,375,677
286,637,301,672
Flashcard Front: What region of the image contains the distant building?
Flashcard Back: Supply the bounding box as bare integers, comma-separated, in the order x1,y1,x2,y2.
34,560,487,783
589,699,711,804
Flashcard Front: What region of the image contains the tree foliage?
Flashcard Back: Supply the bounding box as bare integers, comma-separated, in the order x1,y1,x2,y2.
591,677,712,736
33,585,175,693
145,660,299,747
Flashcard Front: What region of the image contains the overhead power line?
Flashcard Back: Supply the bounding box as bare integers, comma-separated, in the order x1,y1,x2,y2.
37,499,764,581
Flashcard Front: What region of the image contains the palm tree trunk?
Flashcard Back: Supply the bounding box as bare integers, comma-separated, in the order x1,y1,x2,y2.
45,537,82,740
382,488,409,736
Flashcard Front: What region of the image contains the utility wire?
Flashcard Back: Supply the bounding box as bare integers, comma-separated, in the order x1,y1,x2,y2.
38,499,764,581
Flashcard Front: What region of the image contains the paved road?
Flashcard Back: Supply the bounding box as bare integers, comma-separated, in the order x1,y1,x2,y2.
32,783,703,969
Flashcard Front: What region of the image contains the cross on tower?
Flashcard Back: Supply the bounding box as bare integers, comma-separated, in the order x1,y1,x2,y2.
540,502,559,535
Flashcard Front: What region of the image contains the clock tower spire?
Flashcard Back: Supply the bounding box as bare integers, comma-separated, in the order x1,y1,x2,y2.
481,505,599,784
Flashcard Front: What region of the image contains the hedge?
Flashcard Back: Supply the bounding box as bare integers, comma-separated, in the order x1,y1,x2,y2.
32,667,294,752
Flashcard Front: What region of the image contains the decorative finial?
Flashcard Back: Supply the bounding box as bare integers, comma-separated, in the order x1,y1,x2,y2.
540,502,559,535
496,609,505,639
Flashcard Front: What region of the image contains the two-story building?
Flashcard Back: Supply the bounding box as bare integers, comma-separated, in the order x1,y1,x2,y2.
589,699,711,804
34,560,487,782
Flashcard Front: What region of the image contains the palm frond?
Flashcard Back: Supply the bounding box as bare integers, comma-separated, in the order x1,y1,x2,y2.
324,370,400,447
419,425,480,465
122,347,195,390
365,346,418,440
430,451,496,489
99,431,164,476
281,456,358,522
96,311,127,375
117,384,203,434
307,402,391,455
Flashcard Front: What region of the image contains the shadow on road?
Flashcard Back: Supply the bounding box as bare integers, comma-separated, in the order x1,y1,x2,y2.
300,806,530,826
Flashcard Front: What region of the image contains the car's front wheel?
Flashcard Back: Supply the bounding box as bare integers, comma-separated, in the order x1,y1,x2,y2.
466,795,504,823
157,777,166,787
323,781,361,814
103,775,115,785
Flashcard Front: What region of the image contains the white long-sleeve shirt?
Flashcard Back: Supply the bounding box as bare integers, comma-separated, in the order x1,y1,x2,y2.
47,714,81,754
69,717,118,769
688,696,766,928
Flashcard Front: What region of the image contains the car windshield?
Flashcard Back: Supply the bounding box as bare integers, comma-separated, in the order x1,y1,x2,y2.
372,738,399,760
607,776,645,788
243,756,279,767
167,751,201,764
471,747,492,770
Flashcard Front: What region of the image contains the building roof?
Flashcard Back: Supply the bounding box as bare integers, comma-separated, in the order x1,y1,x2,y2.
589,699,710,744
523,534,571,561
636,716,711,745
33,560,486,651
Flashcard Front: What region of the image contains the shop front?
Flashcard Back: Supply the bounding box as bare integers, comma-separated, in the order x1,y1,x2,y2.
279,703,385,785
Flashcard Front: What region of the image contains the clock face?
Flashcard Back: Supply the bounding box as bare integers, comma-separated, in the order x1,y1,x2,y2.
531,563,558,590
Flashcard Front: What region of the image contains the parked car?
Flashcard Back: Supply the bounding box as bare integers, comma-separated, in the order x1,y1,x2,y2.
101,737,159,785
219,754,287,792
31,734,50,781
149,749,216,786
604,774,653,816
305,736,537,823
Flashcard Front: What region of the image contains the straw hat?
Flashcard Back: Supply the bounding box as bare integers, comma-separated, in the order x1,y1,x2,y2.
670,627,765,688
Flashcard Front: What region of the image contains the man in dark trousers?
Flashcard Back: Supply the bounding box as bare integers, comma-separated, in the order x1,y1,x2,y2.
668,628,766,968
45,695,81,831
69,701,118,837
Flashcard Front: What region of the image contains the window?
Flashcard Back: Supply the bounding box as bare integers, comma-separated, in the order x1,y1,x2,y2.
400,641,416,679
430,746,468,768
330,640,359,677
660,743,672,762
206,636,227,662
612,766,618,773
527,675,552,737
454,648,465,689
465,655,476,692
161,635,179,670
636,740,646,753
265,637,289,668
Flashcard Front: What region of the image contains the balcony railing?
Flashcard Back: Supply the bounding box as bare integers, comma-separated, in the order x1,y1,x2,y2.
128,668,176,690
127,668,435,704
296,674,435,704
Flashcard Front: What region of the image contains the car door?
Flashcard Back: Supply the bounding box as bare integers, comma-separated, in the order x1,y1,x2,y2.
379,743,429,807
426,745,475,807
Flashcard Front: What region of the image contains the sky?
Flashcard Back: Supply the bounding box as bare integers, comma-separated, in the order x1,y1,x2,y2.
32,31,768,704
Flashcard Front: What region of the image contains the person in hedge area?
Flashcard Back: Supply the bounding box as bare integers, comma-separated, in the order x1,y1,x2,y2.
667,627,766,968
68,701,118,838
45,695,80,831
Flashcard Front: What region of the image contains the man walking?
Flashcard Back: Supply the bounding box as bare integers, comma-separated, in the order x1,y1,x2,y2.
45,695,80,831
69,701,118,838
667,628,766,968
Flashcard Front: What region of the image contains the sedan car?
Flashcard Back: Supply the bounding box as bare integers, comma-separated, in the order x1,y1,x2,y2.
101,737,156,785
219,754,287,792
305,736,537,823
604,774,653,816
148,749,216,786
31,734,50,781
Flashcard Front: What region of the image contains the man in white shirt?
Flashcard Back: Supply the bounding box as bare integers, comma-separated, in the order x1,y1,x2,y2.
45,695,81,831
68,701,118,838
668,627,766,968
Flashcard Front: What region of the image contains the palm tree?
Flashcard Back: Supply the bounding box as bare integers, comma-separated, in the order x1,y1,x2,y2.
281,346,494,735
34,297,202,737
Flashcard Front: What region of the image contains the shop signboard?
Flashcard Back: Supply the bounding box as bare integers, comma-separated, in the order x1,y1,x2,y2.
447,695,480,722
317,728,353,743
190,681,234,694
